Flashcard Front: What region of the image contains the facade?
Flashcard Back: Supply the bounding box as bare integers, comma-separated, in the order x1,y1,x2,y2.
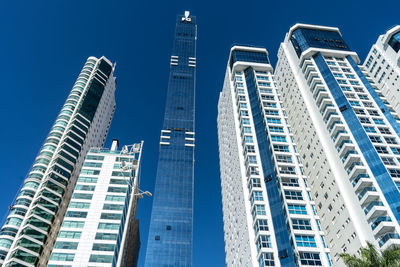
47,140,143,267
275,24,400,265
144,11,196,267
217,45,331,267
0,56,116,266
364,26,400,117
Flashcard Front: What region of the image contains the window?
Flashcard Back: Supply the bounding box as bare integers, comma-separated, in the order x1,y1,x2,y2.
77,177,98,183
369,136,382,143
269,126,284,133
341,86,351,91
249,178,261,188
95,232,118,240
236,82,244,87
292,219,312,230
50,253,75,262
258,82,271,87
373,119,385,125
284,191,303,200
242,118,250,125
379,127,391,135
83,162,102,168
364,126,376,133
243,127,252,133
68,202,90,209
103,204,124,211
105,195,125,202
333,73,343,78
288,204,307,215
108,187,128,193
86,155,104,161
251,191,264,202
248,155,257,164
273,145,289,152
62,221,84,228
280,166,296,175
257,75,269,81
98,222,120,230
354,109,366,115
252,205,266,218
240,110,249,116
300,252,322,266
245,136,254,144
345,74,355,79
92,243,116,251
80,169,100,175
89,254,113,263
375,146,389,154
65,211,87,218
100,213,122,220
240,103,247,109
389,169,400,178
75,185,95,191
267,118,281,124
259,252,275,267
385,137,398,144
349,101,360,107
271,135,286,142
72,193,93,200
254,219,269,233
391,147,400,155
368,110,379,116
58,231,81,239
296,235,317,247
246,145,256,153
54,241,79,250
349,80,359,85
276,155,292,163
382,157,396,166
359,117,371,124
257,235,272,251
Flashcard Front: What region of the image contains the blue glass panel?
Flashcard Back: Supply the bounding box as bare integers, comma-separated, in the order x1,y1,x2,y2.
144,13,196,267
290,27,350,58
388,32,400,53
314,53,400,225
245,67,296,267
230,49,269,69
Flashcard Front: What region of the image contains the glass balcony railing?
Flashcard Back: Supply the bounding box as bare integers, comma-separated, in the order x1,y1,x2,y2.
371,216,392,230
379,233,400,247
358,187,376,200
364,201,384,215
352,173,369,187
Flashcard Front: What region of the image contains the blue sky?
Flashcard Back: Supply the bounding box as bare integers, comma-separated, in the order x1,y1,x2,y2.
0,0,399,266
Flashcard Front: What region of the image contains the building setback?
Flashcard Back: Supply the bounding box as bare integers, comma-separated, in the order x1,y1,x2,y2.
47,140,143,267
275,24,400,265
218,45,331,267
364,26,400,117
144,11,197,267
0,56,116,266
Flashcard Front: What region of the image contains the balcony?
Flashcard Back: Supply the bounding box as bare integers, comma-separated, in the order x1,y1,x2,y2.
326,115,341,130
379,233,400,250
371,217,395,236
339,142,356,158
312,85,326,98
353,177,373,192
364,201,386,221
358,187,379,206
321,104,335,117
343,151,360,167
315,90,330,104
332,130,348,143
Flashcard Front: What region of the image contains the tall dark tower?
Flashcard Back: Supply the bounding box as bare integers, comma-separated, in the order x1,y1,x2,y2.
144,11,196,267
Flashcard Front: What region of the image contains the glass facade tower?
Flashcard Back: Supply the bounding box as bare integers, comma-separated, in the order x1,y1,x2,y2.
0,56,116,266
144,11,196,267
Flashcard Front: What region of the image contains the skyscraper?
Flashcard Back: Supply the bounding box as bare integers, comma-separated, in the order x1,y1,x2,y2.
275,24,400,265
47,139,143,267
144,11,196,267
218,45,331,267
0,56,116,266
364,26,400,117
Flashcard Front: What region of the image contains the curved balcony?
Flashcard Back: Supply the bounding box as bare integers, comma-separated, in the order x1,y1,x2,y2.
364,201,386,221
379,233,400,250
353,176,373,192
371,216,395,236
358,187,379,206
332,130,348,143
315,90,330,104
343,151,360,167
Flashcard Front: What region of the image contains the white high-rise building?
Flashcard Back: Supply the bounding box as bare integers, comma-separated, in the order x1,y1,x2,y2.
47,140,143,267
218,46,331,267
0,56,116,266
275,23,400,265
364,26,400,117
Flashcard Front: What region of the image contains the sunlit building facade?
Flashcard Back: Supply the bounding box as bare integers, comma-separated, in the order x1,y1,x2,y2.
0,56,116,266
275,24,400,265
218,45,331,267
364,25,400,117
47,140,143,267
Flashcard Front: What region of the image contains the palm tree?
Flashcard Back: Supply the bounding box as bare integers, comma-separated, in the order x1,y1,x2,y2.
340,242,400,267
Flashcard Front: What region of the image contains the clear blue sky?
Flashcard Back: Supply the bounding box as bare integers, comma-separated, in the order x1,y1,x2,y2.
0,0,398,266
